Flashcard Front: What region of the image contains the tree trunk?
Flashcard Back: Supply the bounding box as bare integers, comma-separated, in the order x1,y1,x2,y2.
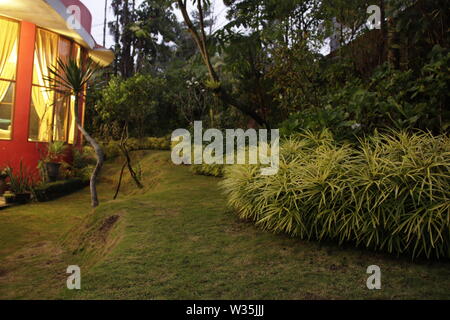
74,99,104,208
113,161,127,199
103,0,108,47
176,0,269,128
119,125,143,189
386,0,400,69
379,0,387,63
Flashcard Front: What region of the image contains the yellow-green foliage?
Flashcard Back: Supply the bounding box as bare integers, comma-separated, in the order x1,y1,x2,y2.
221,130,450,259
101,136,171,159
191,163,225,177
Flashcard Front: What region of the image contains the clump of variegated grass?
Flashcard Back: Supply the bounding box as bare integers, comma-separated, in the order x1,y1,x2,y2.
191,163,225,177
220,130,450,259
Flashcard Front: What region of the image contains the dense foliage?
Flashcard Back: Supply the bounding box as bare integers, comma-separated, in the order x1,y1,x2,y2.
191,163,225,177
221,130,450,259
80,0,449,259
94,74,178,139
33,179,89,202
279,46,450,139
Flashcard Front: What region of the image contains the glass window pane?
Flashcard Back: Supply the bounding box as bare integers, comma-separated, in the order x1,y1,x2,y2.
0,18,19,81
0,80,14,140
32,29,58,87
68,96,76,144
29,85,54,142
59,37,72,64
72,43,82,66
53,93,69,142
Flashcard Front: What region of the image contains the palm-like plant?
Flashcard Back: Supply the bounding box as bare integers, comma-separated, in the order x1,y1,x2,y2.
48,58,104,207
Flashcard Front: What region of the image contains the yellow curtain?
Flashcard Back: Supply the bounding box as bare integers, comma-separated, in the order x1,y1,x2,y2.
31,29,58,141
31,86,54,141
68,45,81,144
68,95,76,144
73,44,81,66
0,19,19,102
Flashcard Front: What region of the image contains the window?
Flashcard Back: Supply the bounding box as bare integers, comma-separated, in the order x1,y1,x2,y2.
52,37,71,142
29,29,83,143
0,17,19,140
29,29,58,142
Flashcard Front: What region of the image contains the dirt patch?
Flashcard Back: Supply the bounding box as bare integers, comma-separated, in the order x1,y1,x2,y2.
65,211,126,270
0,269,8,277
94,214,122,244
99,215,120,234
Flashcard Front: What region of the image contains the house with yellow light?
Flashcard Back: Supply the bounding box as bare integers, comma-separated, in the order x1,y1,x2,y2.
0,0,113,176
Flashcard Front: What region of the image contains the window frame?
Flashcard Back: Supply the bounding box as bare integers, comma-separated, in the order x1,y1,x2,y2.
0,15,21,141
28,27,84,144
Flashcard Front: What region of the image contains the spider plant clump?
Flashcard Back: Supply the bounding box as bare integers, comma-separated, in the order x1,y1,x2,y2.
191,163,225,177
220,130,450,259
350,131,450,258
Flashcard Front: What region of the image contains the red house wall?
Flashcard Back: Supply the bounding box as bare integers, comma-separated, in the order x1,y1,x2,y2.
0,21,84,181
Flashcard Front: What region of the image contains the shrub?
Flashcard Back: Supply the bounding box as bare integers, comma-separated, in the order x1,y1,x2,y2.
279,46,450,139
33,178,89,202
220,130,450,259
191,163,225,177
99,136,171,160
4,162,35,194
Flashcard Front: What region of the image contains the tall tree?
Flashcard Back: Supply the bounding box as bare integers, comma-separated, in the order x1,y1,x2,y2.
175,0,269,127
386,0,400,69
103,0,108,47
110,0,135,78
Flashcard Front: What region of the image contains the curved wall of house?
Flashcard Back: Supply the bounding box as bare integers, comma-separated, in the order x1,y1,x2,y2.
0,21,84,180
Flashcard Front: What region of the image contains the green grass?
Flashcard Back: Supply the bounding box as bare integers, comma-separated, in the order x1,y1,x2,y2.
0,151,449,299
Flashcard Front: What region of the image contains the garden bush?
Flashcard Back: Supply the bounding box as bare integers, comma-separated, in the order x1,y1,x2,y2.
100,136,171,160
220,130,450,259
33,178,89,202
191,163,225,177
279,46,450,139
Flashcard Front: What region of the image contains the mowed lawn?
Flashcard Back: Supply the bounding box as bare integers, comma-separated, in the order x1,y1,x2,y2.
0,151,449,299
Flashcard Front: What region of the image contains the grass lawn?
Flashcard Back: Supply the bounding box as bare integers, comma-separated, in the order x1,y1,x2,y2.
0,151,449,299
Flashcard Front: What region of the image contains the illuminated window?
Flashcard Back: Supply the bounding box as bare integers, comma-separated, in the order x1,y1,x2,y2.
68,95,76,144
52,38,71,142
29,29,83,143
29,29,58,142
0,17,19,140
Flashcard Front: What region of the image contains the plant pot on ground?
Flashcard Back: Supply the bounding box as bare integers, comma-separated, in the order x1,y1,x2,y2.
43,141,68,182
0,171,7,196
45,162,61,182
4,163,33,205
3,191,15,204
14,192,31,204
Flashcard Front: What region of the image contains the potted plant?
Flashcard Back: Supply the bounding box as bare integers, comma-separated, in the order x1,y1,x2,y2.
0,168,7,196
45,141,68,182
5,163,33,204
3,191,15,204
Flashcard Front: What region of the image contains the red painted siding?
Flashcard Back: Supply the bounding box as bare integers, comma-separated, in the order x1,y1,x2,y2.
0,21,84,181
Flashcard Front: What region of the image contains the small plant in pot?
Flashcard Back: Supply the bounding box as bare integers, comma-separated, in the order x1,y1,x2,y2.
0,168,7,196
3,191,15,204
5,163,33,204
45,141,68,182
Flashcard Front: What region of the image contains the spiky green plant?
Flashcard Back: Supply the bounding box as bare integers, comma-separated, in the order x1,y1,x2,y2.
47,58,104,207
191,163,225,177
220,130,450,259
